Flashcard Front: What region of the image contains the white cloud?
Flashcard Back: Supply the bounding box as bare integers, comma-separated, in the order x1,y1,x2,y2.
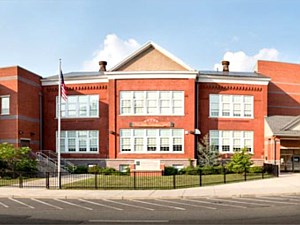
214,48,279,72
82,34,141,71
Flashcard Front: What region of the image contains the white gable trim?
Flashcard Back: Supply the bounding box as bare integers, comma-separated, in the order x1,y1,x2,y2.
42,78,108,86
106,71,197,80
109,41,194,72
281,116,300,131
197,75,270,85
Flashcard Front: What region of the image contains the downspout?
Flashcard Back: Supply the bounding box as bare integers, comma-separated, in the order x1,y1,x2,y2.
39,92,43,150
274,137,276,165
115,80,117,159
195,74,199,165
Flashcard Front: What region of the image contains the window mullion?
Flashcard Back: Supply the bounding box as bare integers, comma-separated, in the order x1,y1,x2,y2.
143,91,146,115
65,131,68,153
75,131,79,152
157,129,161,152
144,129,147,152
169,129,172,152
219,96,222,117
230,131,233,153
230,96,233,117
87,131,90,152
219,131,223,153
87,96,90,117
170,92,173,115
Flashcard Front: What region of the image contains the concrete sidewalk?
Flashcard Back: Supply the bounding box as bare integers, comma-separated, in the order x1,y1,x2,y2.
0,173,299,199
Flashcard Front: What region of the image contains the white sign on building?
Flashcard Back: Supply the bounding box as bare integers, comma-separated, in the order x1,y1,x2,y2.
134,159,161,171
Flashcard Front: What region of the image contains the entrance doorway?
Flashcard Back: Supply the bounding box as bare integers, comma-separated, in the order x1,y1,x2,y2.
280,149,300,172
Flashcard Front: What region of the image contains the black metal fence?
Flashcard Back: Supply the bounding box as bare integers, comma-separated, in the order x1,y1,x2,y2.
0,165,279,190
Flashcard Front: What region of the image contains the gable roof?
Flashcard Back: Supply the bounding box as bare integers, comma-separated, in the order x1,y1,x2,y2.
109,41,194,72
281,115,300,131
265,115,300,137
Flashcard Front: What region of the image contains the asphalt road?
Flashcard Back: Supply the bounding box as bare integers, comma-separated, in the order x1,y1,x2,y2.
0,195,300,224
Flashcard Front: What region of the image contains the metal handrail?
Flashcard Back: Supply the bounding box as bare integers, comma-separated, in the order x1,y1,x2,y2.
39,150,76,172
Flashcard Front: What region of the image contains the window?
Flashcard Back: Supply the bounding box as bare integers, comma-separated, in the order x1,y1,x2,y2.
119,164,129,172
57,95,99,118
209,94,253,118
120,91,184,115
120,129,184,153
57,130,99,153
20,139,30,147
0,96,10,115
209,130,253,153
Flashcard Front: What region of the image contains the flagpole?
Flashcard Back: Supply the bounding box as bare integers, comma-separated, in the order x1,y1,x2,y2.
57,59,62,188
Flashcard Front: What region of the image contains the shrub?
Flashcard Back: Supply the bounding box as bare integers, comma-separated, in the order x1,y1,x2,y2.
99,167,118,175
248,166,263,173
88,165,100,174
15,158,37,172
226,148,253,173
200,165,214,175
73,165,88,174
179,166,199,175
164,166,178,175
213,165,224,174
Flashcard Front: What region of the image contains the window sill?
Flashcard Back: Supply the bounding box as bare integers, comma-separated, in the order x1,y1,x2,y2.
209,116,254,120
55,116,100,119
120,114,185,117
61,152,99,154
119,152,184,154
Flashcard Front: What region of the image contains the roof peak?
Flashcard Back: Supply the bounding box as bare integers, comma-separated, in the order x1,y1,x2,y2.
109,41,194,72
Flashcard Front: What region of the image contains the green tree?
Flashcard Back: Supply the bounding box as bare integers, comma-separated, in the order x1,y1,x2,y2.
197,134,219,167
0,143,37,172
226,148,253,173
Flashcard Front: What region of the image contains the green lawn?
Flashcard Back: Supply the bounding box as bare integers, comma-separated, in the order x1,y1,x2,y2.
62,173,274,190
0,177,20,187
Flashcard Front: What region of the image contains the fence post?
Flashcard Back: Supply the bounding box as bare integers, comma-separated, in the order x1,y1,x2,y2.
199,170,202,187
244,167,247,181
173,174,176,189
58,172,62,189
46,172,50,189
95,173,98,189
133,171,136,190
262,167,264,179
223,166,226,184
19,174,23,188
276,165,279,177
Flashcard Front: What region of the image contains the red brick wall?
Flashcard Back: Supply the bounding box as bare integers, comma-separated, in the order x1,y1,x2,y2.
0,66,41,151
17,67,41,151
257,60,300,116
198,82,268,160
42,83,109,158
109,78,196,160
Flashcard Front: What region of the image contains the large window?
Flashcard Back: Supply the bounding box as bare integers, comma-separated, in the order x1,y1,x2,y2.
120,91,184,115
56,95,99,118
57,130,99,153
209,94,253,118
120,129,184,153
209,130,253,153
0,96,10,115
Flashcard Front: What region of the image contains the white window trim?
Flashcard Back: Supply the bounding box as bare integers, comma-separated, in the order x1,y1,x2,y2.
120,91,184,116
209,130,254,153
57,130,99,153
56,95,99,118
0,95,10,115
120,129,184,153
209,94,254,119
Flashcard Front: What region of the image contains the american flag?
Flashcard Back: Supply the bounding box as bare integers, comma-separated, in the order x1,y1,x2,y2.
60,69,67,101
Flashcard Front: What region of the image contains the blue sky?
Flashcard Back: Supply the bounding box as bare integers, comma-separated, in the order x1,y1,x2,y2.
1,0,300,76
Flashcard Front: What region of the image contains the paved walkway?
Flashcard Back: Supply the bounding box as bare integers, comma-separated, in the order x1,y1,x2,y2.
0,173,299,199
